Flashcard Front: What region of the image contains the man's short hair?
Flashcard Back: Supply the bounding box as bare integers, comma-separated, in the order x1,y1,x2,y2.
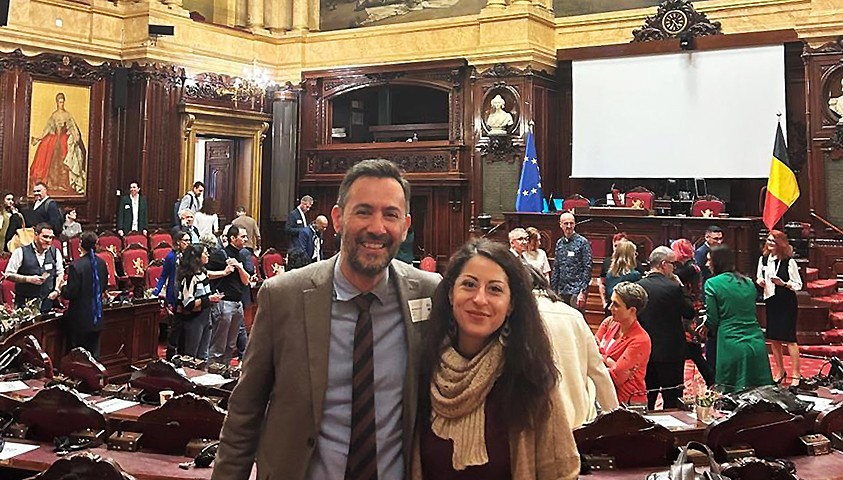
300,195,314,205
34,181,47,189
192,181,204,189
337,159,411,213
236,206,247,214
179,209,193,219
80,231,98,251
648,245,674,266
508,228,527,242
34,223,53,235
706,225,722,235
227,224,241,242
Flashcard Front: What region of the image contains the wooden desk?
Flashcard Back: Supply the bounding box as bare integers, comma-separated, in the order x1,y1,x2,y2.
585,451,843,479
504,212,763,274
0,443,256,480
0,300,160,382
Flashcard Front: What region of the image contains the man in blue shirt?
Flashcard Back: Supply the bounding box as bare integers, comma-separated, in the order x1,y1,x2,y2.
551,212,593,312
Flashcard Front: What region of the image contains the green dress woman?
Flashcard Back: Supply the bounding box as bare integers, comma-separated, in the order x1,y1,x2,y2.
703,245,773,393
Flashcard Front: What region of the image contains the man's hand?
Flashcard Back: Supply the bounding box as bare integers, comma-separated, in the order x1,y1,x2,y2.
117,230,124,236
47,290,59,301
576,291,586,309
30,275,47,285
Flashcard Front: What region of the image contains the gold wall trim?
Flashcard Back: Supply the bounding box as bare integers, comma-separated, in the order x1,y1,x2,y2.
179,104,271,223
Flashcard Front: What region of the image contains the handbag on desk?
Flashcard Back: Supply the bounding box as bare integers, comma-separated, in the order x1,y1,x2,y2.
6,217,34,252
646,441,725,480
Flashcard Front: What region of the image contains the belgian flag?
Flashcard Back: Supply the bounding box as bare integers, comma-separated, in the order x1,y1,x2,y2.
762,123,800,230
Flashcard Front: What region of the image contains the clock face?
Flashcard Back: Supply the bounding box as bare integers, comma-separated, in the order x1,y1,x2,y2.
661,9,689,35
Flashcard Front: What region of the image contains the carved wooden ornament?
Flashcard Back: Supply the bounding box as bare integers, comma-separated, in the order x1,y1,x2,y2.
632,0,722,42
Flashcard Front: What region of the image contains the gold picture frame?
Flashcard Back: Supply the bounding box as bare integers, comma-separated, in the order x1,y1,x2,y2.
27,80,91,198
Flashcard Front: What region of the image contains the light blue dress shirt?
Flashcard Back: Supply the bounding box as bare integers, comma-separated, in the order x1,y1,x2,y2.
305,257,407,480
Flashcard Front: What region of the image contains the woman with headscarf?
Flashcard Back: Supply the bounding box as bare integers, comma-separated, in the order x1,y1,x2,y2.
61,231,108,358
413,239,579,479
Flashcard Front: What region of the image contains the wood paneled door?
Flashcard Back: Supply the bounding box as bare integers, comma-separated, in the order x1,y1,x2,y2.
204,139,235,224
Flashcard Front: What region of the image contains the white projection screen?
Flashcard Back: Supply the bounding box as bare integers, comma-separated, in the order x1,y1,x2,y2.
571,45,786,178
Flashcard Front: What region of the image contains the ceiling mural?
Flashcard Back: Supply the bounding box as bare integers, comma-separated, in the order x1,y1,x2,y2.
319,0,485,30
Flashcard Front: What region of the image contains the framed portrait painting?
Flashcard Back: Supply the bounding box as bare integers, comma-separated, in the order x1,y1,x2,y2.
27,80,91,198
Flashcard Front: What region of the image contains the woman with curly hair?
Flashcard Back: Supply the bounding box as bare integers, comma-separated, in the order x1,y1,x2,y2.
413,239,579,479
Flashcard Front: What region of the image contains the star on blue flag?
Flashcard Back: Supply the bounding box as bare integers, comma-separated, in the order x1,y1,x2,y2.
515,129,544,212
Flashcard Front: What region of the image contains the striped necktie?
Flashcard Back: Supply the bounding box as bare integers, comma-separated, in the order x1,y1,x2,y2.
347,293,378,480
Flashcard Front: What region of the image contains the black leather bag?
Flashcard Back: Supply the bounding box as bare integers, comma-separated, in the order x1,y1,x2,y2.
646,442,725,480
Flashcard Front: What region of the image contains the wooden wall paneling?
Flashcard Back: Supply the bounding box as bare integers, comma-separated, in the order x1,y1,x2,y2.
122,64,184,231
783,40,809,222
803,37,843,225
298,59,472,262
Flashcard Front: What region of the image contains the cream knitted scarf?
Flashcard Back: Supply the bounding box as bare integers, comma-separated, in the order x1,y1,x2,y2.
430,340,505,471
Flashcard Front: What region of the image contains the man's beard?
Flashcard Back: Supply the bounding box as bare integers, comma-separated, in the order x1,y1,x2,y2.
344,232,399,277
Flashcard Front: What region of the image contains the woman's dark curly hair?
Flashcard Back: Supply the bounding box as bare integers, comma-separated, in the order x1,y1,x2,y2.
419,238,558,432
177,244,206,285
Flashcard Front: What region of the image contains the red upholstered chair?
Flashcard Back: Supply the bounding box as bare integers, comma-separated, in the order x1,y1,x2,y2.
1,279,14,307
0,252,10,275
95,251,118,289
51,237,64,253
121,244,149,279
122,231,148,250
420,256,437,272
561,193,589,212
151,242,172,262
97,231,122,258
260,248,284,279
624,186,655,211
691,195,726,218
145,260,164,290
149,229,172,249
68,236,83,261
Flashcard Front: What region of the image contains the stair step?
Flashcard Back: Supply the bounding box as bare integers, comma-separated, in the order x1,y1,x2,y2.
805,267,820,282
800,345,843,359
812,293,843,312
831,311,843,329
822,329,843,343
807,279,838,297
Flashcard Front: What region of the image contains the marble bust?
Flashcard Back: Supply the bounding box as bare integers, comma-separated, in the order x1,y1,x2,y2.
829,78,843,124
486,94,514,135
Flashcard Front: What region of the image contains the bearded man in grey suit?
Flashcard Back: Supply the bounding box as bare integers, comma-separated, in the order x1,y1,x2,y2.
213,159,441,480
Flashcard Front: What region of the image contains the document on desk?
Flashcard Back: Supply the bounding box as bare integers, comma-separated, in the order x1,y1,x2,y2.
797,394,836,412
0,380,29,393
644,414,693,429
95,398,140,414
191,373,229,386
0,441,40,461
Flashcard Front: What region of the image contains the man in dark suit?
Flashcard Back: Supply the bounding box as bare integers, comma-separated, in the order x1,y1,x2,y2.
61,231,108,358
284,194,313,241
293,215,328,264
694,225,723,282
213,160,441,480
637,246,695,410
31,182,62,235
116,182,148,236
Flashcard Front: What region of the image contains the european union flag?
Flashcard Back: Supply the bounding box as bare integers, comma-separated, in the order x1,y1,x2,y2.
515,130,544,212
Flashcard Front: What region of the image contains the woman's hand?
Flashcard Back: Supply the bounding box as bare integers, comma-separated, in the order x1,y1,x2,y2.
756,278,766,288
603,357,616,369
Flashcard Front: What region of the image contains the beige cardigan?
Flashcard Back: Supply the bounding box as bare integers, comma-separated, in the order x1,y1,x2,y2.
411,388,580,480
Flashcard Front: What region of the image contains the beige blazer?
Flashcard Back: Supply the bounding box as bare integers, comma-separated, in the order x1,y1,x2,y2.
212,257,441,480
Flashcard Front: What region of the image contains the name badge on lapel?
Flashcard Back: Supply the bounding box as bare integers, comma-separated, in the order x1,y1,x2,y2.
408,298,432,323
125,204,131,209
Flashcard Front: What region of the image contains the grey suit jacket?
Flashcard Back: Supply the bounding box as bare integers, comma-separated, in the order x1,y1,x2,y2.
212,256,441,480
